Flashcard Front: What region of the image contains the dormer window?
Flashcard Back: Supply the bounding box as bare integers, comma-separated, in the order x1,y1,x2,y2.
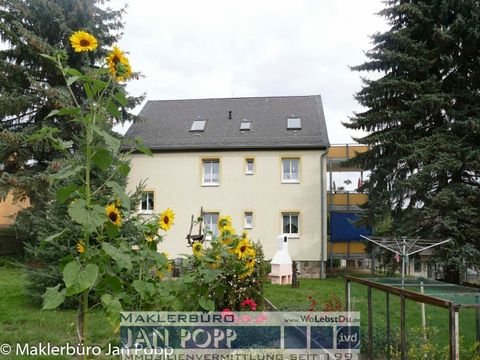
287,117,301,130
240,119,251,131
190,119,206,132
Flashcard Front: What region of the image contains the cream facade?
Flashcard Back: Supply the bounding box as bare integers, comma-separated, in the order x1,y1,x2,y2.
127,149,328,262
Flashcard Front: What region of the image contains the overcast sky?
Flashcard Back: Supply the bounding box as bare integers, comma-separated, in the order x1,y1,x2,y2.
108,0,388,143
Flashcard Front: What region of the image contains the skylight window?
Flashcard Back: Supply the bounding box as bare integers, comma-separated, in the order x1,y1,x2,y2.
190,119,206,132
240,120,251,131
287,117,301,130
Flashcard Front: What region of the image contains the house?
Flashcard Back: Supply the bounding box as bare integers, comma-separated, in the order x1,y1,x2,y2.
124,95,330,277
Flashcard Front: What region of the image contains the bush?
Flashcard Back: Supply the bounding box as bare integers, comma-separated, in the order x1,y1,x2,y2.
175,216,267,311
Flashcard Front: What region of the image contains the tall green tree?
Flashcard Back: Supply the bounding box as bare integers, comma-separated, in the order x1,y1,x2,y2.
345,0,480,282
0,0,127,206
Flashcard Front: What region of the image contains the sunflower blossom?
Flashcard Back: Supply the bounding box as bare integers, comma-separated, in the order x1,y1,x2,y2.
217,215,232,230
106,203,122,226
76,240,86,254
192,241,203,257
106,45,132,81
245,256,256,269
69,31,98,52
239,266,254,279
235,238,255,259
159,208,175,231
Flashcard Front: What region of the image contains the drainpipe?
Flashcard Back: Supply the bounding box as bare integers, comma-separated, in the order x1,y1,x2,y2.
320,150,328,279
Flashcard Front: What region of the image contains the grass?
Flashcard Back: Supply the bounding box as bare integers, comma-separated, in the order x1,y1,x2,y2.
0,266,116,359
1,266,478,359
265,274,479,357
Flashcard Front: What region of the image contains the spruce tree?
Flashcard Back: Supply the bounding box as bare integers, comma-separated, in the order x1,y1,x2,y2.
345,0,480,282
0,0,126,206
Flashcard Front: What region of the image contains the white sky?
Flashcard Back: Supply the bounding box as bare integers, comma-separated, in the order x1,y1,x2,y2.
108,0,388,143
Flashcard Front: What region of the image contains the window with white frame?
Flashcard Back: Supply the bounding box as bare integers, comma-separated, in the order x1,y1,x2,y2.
140,191,154,212
244,212,253,229
282,213,299,235
190,119,206,131
282,158,300,182
202,159,220,185
287,117,301,130
203,213,219,237
245,158,255,174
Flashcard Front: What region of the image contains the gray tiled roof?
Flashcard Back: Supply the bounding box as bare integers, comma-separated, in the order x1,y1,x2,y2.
124,95,330,151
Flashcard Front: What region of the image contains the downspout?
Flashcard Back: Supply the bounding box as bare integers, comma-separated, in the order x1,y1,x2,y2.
320,150,328,279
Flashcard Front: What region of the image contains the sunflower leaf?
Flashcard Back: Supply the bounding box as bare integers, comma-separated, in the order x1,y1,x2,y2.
101,294,122,331
106,181,130,211
68,199,105,234
91,124,121,151
102,242,132,270
66,76,80,86
92,147,113,171
134,137,152,156
42,284,66,310
114,91,128,107
199,297,215,311
63,261,99,296
106,99,122,119
56,184,77,203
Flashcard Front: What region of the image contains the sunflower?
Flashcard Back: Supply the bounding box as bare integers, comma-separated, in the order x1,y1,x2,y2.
245,256,256,269
145,234,155,242
106,45,132,81
235,238,255,259
159,208,175,231
76,240,86,254
69,31,98,52
105,203,122,226
220,224,235,235
192,241,203,257
217,215,232,230
239,266,254,279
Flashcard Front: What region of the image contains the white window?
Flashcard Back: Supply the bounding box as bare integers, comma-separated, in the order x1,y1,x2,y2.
282,158,300,183
244,212,253,229
282,213,299,235
190,120,206,131
240,120,251,131
140,191,154,212
245,158,255,174
203,213,219,237
203,159,220,185
287,117,301,129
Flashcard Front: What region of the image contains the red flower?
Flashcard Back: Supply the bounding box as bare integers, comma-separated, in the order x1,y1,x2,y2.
240,298,257,311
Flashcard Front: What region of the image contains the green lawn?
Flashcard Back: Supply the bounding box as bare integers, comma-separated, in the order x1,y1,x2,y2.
265,275,479,358
0,266,116,359
1,266,478,359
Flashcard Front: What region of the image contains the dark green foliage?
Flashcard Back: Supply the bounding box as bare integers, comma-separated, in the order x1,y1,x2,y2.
345,0,480,282
0,0,140,205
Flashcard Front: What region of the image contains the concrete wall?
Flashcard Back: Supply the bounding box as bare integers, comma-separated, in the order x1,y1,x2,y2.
127,149,327,261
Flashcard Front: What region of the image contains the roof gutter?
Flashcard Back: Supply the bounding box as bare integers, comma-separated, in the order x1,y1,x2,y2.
320,150,328,279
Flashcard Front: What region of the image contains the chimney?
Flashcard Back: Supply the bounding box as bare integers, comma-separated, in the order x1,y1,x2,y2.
228,110,232,120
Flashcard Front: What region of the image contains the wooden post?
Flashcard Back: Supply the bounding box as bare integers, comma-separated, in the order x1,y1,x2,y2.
345,279,351,311
400,294,406,360
449,304,459,360
476,295,480,354
368,286,373,360
386,292,391,360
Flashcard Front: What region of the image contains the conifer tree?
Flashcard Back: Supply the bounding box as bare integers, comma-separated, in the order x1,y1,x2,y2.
345,0,480,282
0,0,128,206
